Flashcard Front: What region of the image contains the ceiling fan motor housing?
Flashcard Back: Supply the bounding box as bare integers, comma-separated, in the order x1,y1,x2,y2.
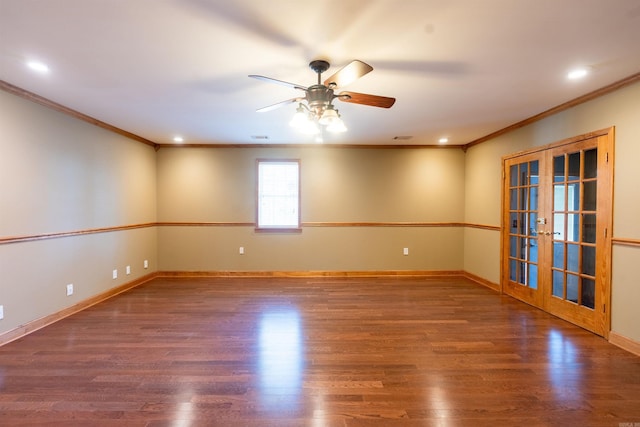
306,85,335,113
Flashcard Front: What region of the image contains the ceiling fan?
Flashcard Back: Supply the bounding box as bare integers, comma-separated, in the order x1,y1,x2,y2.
249,59,395,134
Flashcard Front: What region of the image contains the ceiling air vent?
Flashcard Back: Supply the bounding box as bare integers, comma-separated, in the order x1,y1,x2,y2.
393,136,413,140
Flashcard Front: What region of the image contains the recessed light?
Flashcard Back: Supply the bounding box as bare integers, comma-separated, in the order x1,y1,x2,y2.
567,68,588,80
173,136,184,143
26,60,49,74
439,137,449,144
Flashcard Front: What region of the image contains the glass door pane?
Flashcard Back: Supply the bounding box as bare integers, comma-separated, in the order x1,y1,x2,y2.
550,149,597,310
506,159,540,290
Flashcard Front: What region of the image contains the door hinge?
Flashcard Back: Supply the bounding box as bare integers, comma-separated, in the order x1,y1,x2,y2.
606,152,609,163
605,228,608,238
603,303,606,313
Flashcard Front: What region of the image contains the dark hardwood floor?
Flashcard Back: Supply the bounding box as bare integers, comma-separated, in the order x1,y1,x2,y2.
0,276,639,426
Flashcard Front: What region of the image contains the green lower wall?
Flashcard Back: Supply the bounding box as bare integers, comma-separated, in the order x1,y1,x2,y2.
157,226,464,272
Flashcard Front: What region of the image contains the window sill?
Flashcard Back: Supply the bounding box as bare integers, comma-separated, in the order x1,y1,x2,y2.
255,227,303,233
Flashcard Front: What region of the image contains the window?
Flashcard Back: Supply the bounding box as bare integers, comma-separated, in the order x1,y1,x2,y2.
256,160,300,230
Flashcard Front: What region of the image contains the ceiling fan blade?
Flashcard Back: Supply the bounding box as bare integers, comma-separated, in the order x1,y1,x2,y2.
249,75,307,91
256,97,304,113
324,60,373,88
337,91,396,108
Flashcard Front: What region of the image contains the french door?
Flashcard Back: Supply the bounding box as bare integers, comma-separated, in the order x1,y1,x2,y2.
502,129,613,336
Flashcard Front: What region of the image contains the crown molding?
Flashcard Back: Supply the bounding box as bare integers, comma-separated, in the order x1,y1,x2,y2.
0,80,158,148
463,72,640,150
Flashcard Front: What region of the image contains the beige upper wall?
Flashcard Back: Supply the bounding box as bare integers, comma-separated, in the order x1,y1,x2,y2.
0,91,157,237
157,146,466,223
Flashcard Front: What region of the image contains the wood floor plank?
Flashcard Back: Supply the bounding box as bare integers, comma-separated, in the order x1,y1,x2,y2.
0,276,639,426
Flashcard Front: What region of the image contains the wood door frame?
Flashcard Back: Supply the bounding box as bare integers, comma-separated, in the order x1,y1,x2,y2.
500,127,614,337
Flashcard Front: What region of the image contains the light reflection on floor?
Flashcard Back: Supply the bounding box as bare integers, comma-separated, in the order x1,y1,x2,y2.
258,308,303,411
547,329,581,402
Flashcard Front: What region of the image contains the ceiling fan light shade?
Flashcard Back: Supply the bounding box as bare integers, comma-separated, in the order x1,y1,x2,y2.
318,105,339,125
289,105,308,128
326,118,347,133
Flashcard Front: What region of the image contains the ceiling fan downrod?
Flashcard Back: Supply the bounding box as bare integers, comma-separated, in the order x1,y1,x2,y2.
307,60,335,114
309,60,330,85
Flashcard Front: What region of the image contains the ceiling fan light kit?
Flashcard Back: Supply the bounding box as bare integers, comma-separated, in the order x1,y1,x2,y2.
250,59,395,139
290,102,346,134
318,105,340,125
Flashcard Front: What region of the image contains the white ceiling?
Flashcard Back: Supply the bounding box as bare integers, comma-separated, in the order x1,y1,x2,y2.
1,0,640,146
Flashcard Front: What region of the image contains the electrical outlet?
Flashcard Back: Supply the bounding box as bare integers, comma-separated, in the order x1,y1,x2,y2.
0,305,4,320
144,260,148,269
239,246,245,255
403,247,409,256
112,269,118,279
126,265,131,275
66,284,74,296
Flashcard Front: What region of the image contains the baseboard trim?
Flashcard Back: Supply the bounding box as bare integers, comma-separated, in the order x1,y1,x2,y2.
0,272,158,347
462,271,500,292
609,331,640,356
158,270,466,278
